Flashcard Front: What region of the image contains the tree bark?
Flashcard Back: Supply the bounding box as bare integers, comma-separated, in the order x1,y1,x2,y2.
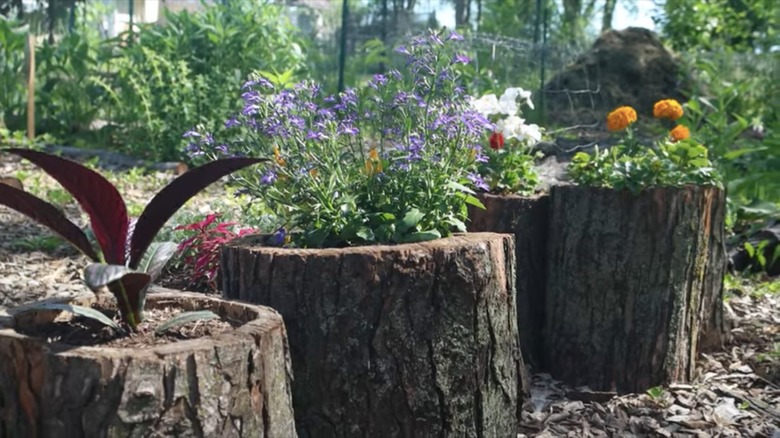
221,233,526,438
544,185,726,393
467,193,550,371
0,289,296,438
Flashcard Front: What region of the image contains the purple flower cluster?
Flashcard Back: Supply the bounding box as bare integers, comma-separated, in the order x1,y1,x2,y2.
183,28,495,199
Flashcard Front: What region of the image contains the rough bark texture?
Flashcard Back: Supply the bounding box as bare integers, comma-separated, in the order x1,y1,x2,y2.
544,185,727,393
467,193,550,371
0,289,296,438
221,233,525,438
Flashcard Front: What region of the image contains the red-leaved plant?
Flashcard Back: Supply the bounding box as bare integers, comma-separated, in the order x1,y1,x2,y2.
175,214,256,291
0,148,265,333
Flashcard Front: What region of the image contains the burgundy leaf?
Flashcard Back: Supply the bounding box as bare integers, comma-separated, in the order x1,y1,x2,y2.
128,157,266,268
0,183,99,260
5,148,129,264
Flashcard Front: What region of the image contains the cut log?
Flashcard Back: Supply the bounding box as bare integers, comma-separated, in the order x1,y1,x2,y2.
221,233,526,438
0,289,296,438
544,185,726,393
467,193,550,370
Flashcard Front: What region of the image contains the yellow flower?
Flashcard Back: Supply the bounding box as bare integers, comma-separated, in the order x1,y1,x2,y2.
273,146,286,167
365,148,382,176
606,106,638,132
653,99,684,121
670,125,690,142
309,168,319,178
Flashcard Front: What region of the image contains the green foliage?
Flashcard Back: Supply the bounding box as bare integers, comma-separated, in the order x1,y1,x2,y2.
568,140,722,192
478,147,540,195
0,16,27,128
0,1,307,163
655,0,778,53
676,48,779,230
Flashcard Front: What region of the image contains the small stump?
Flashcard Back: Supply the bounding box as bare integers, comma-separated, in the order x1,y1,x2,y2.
467,193,550,370
544,185,726,393
221,233,525,438
0,289,296,437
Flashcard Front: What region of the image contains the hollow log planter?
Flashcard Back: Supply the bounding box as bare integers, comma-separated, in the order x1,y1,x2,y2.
221,233,525,438
0,289,296,438
467,193,550,370
544,185,726,393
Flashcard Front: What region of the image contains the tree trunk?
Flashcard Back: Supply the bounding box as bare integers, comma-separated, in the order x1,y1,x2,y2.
544,185,726,393
601,0,617,33
0,289,296,438
221,233,526,438
467,193,550,371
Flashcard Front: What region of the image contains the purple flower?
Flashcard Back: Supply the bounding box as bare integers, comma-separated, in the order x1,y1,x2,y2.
471,145,489,163
184,142,203,157
429,32,444,45
452,53,471,64
182,129,200,138
225,117,241,128
215,144,229,155
338,123,359,136
306,130,328,141
270,227,287,246
260,170,277,185
395,45,410,55
467,172,489,191
447,31,464,42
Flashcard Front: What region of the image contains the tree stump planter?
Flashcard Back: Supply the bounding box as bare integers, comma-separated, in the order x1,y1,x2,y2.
544,185,727,393
0,288,296,438
221,233,525,438
467,193,550,370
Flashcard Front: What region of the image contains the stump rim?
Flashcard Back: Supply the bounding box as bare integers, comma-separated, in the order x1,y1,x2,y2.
224,231,511,256
551,183,723,196
0,288,284,357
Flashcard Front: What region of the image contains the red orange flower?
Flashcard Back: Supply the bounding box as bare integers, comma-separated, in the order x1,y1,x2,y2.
653,99,684,121
606,106,638,132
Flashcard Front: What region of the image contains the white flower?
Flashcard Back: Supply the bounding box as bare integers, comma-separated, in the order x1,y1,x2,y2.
500,87,535,111
469,94,500,116
519,123,542,143
495,116,543,144
495,115,525,140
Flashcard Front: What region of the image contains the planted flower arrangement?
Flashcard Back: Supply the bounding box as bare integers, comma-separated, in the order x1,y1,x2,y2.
464,87,551,370
188,29,525,437
544,99,728,393
0,150,297,437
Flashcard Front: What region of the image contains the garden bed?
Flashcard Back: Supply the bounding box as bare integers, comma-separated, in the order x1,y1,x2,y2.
1,154,778,437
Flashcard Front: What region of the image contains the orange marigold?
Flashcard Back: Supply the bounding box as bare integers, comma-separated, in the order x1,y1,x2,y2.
670,125,690,142
606,106,638,132
653,99,684,121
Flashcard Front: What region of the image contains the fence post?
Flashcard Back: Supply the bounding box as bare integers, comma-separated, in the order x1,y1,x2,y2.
26,33,35,141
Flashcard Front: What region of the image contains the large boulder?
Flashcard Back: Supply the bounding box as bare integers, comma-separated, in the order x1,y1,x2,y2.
542,27,688,126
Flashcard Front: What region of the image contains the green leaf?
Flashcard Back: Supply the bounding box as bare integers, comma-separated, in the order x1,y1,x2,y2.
446,180,477,195
355,227,375,241
744,242,755,258
154,310,220,334
397,230,441,243
396,208,424,234
137,241,178,282
463,193,485,209
13,302,124,334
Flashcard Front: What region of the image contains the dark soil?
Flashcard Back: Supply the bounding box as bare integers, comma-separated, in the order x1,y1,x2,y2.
17,304,236,348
